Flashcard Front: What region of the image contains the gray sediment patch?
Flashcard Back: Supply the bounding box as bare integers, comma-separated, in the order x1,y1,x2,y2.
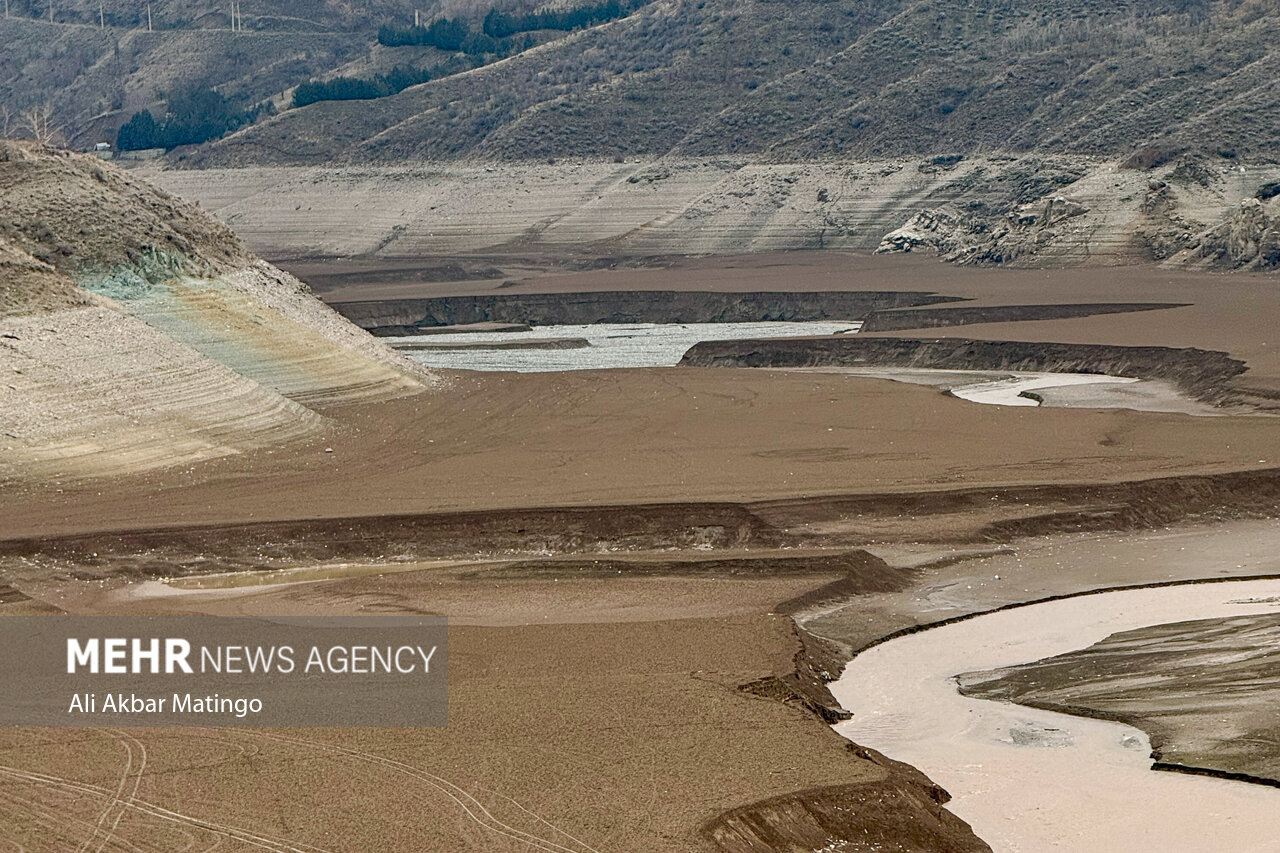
392,337,590,351
408,322,532,335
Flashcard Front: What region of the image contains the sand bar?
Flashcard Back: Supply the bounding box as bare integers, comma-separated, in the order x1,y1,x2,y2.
949,372,1139,406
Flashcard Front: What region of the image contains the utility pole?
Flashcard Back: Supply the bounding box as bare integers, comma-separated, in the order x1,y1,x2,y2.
414,9,419,26
146,2,152,30
99,0,104,28
48,0,53,23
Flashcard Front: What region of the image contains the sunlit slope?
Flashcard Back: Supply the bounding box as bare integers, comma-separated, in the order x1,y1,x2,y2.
157,155,1280,269
81,264,425,406
0,141,427,479
1,304,325,479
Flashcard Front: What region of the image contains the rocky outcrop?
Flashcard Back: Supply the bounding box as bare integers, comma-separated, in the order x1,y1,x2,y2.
875,207,989,257
1136,179,1203,262
877,195,1094,264
1185,199,1280,271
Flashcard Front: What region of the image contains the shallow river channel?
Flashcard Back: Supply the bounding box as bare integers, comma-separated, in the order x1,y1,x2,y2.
829,578,1280,853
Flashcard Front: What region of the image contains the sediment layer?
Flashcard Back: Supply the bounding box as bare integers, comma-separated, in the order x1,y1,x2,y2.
151,156,1280,271
860,302,1186,332
331,290,952,335
392,337,591,351
8,467,1280,582
958,611,1280,785
680,336,1250,403
0,502,788,577
703,775,990,853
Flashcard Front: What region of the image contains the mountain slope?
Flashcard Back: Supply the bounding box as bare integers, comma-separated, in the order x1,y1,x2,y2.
193,0,1280,166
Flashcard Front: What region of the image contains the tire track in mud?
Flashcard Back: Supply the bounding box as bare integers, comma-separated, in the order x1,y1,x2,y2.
74,733,134,853
97,731,149,853
0,765,331,853
76,729,148,853
0,788,156,853
251,732,606,853
475,785,606,853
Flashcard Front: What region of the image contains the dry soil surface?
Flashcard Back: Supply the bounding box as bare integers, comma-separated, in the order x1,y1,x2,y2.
3,251,1279,852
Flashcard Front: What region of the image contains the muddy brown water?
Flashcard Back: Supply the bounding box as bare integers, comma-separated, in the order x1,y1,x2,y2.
830,578,1280,853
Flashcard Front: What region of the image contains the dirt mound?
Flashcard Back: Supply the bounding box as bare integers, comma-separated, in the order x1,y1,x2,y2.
0,139,248,278
0,237,88,317
0,142,427,480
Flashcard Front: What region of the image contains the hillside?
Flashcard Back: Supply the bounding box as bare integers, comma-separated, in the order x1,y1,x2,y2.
190,0,1280,166
7,0,1280,165
6,0,1279,271
0,19,351,148
0,0,616,150
0,141,427,480
152,153,1280,270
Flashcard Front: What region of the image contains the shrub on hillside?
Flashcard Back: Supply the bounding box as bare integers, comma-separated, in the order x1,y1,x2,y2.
292,56,484,108
116,88,270,150
482,0,631,38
